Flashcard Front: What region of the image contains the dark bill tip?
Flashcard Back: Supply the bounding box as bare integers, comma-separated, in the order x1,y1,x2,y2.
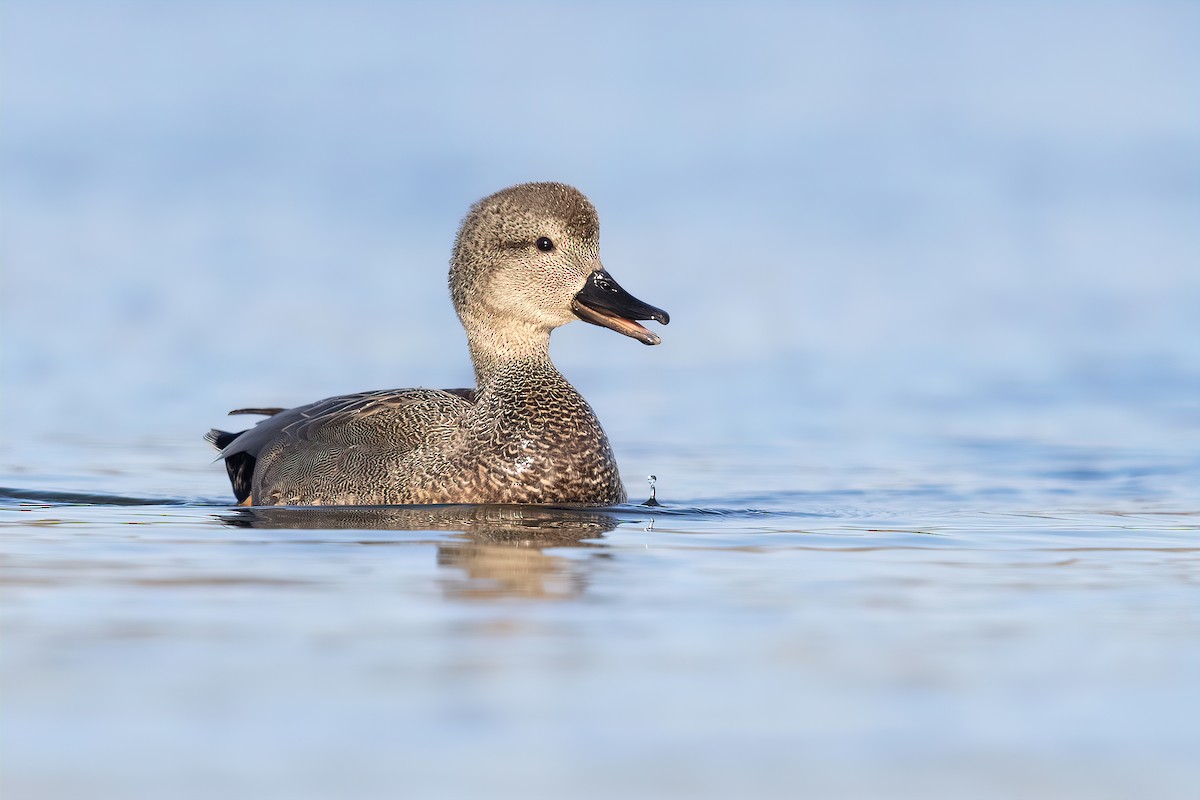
572,270,669,344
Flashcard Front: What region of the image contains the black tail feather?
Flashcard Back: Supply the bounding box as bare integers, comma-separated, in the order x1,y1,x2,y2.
205,429,240,450
205,428,255,504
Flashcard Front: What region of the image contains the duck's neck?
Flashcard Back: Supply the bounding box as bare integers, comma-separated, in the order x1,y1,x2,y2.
464,318,563,390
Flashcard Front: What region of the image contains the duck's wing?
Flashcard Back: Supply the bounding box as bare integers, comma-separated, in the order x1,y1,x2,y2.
206,388,476,504
214,388,472,463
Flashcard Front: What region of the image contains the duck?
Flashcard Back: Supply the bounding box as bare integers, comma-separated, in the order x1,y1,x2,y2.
206,182,669,507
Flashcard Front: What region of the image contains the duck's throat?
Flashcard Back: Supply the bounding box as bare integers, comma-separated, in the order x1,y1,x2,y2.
464,320,556,388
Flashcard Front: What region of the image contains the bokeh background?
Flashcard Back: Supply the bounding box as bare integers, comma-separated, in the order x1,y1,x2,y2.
2,3,1199,800
4,0,1198,500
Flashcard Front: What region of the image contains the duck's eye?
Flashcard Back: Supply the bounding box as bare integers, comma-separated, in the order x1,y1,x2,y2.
536,237,555,252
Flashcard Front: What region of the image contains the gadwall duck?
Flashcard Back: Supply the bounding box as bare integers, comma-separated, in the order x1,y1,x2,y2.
206,182,669,506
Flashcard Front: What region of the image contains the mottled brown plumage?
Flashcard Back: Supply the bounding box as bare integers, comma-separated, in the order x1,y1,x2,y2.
206,182,669,507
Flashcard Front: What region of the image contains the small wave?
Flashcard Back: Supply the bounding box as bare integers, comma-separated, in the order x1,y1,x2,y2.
612,503,839,519
0,486,208,507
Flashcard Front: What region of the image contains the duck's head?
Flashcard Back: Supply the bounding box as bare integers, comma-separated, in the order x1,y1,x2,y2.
450,182,669,345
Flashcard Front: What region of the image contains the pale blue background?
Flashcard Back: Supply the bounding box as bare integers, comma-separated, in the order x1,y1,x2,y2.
2,3,1199,800
4,1,1197,479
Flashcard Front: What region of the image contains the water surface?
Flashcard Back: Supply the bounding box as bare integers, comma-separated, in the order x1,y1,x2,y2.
4,434,1198,799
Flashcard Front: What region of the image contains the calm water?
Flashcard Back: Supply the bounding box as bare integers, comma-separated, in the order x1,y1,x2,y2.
3,3,1200,799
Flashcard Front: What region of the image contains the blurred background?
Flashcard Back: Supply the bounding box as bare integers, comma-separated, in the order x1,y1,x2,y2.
2,3,1200,800
3,0,1197,502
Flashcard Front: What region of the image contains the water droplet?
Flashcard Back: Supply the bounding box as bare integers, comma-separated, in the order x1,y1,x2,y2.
642,475,660,506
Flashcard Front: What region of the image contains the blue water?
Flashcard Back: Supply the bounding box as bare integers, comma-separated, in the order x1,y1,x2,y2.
3,3,1200,799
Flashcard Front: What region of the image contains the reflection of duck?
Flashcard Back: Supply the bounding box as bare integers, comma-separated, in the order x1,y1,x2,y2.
220,503,620,538
219,504,620,601
436,543,587,601
207,182,668,507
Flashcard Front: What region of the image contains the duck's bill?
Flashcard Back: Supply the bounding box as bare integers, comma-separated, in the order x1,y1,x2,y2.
572,270,670,346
